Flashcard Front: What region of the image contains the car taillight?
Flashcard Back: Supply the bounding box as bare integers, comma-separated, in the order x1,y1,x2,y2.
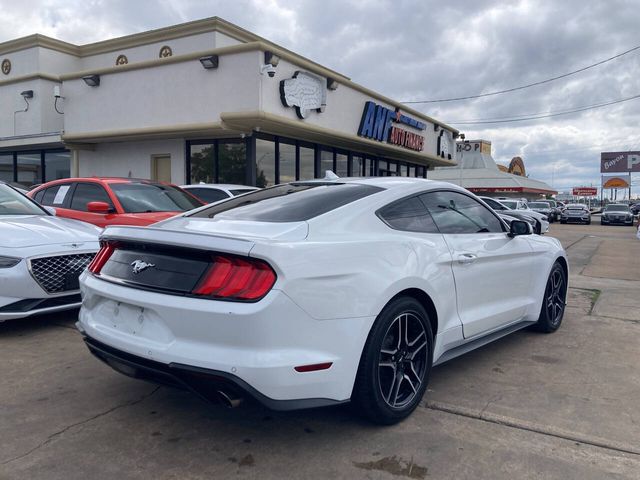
88,243,116,274
193,255,276,301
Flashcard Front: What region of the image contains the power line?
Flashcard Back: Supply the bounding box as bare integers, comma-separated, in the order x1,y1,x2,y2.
446,93,640,125
402,44,640,104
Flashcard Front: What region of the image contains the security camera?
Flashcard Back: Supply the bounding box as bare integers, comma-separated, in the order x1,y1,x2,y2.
261,64,276,77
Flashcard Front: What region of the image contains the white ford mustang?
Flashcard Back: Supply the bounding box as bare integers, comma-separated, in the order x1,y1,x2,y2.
77,177,568,424
0,183,100,321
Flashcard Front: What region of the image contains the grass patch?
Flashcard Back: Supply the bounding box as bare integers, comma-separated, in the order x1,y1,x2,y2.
570,287,601,314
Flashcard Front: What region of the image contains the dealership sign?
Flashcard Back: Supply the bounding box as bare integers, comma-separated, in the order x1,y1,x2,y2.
572,187,597,196
602,175,631,189
358,101,426,152
600,151,640,173
280,71,327,119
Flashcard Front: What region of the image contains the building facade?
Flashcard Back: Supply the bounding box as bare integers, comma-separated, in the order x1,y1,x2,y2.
0,17,458,188
428,140,556,199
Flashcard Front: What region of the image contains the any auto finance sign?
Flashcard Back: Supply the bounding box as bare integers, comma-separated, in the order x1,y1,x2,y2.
600,151,640,173
358,101,426,152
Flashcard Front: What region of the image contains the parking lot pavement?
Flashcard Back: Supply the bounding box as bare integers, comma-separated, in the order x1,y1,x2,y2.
1,223,639,479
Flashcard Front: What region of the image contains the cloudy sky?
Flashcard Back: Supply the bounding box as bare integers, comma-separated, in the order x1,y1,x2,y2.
2,0,639,196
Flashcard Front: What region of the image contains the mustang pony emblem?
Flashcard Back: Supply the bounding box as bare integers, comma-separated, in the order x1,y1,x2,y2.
131,260,155,274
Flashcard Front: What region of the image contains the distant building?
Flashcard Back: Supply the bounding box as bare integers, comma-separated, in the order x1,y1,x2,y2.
428,139,556,199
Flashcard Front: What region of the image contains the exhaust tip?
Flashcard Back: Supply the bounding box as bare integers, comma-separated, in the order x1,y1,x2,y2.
216,389,243,408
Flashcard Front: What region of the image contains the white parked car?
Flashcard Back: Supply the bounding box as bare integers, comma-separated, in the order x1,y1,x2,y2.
0,183,100,321
180,184,259,204
498,199,551,229
479,196,549,234
77,178,568,424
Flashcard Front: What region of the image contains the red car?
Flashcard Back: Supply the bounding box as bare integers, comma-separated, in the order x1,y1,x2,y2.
28,178,204,227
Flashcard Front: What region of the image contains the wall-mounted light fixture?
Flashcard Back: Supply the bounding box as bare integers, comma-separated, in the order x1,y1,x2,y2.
459,133,465,140
433,124,440,132
264,51,280,67
199,55,219,69
82,74,100,87
20,90,33,99
326,78,339,91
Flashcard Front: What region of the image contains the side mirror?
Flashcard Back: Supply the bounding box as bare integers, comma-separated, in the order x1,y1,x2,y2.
87,201,112,214
43,206,57,216
508,220,532,237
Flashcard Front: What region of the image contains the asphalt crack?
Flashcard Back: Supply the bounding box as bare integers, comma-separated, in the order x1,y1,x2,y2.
1,386,161,466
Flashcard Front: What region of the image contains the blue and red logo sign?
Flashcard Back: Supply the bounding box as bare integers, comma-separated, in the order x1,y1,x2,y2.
357,101,426,152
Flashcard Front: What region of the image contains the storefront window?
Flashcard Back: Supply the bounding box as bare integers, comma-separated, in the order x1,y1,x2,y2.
408,165,415,177
336,152,348,177
279,141,296,183
320,148,333,177
218,140,247,185
299,145,314,180
255,138,275,187
190,143,215,184
352,155,364,176
44,151,70,182
0,154,12,182
16,153,41,188
400,163,408,177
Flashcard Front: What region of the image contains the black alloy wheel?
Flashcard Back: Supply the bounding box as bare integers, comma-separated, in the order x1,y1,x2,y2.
352,297,433,424
378,312,429,409
534,262,567,333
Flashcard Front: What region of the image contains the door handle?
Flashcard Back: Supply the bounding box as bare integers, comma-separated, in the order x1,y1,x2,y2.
457,253,477,265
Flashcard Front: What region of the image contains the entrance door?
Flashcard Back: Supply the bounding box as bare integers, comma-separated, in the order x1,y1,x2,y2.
151,155,171,183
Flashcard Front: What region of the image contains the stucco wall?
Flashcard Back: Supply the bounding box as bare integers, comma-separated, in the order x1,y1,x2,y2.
63,50,261,135
259,57,455,162
77,139,185,183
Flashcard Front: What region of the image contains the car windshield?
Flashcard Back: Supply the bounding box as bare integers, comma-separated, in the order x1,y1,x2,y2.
110,183,203,213
500,200,517,209
0,184,47,216
605,205,629,212
529,202,550,208
189,182,384,222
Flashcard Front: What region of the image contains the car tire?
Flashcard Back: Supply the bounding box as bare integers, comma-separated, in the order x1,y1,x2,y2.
533,262,567,333
352,297,433,425
560,221,566,224
586,220,591,225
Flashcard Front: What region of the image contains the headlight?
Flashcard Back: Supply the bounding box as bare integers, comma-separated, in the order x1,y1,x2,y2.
0,256,21,268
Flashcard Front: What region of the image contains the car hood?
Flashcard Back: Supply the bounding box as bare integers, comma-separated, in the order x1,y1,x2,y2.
0,215,101,248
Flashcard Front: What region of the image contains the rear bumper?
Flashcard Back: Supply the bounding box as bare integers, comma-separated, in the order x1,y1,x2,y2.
77,272,374,404
81,333,346,411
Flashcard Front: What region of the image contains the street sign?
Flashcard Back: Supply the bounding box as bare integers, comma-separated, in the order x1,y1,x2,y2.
572,187,597,196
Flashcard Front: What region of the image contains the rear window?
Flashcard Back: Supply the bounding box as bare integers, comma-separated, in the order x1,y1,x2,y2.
529,202,550,208
111,183,203,213
189,183,384,222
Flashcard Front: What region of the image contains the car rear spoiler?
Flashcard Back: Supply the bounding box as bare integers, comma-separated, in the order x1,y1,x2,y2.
99,226,255,256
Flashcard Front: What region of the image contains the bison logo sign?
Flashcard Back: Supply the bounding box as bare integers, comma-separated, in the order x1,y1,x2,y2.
280,71,327,119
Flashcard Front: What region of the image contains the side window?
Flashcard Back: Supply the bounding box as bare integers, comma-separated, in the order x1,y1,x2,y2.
378,196,439,233
41,184,71,206
33,189,45,204
70,183,114,212
420,191,504,234
188,188,229,204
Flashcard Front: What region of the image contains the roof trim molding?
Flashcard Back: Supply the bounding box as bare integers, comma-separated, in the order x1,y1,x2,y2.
0,72,61,86
220,110,457,167
61,122,226,143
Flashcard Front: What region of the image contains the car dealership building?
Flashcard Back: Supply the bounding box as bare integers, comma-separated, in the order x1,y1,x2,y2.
0,17,458,188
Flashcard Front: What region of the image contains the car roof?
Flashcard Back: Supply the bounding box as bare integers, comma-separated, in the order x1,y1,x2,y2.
181,184,259,190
